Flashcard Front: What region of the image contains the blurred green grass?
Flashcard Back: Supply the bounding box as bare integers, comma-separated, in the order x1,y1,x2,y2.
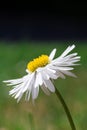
0,41,87,130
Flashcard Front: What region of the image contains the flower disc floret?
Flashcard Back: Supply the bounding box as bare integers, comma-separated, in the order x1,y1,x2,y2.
27,55,49,72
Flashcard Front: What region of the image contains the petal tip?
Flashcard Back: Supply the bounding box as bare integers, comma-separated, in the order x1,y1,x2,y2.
49,48,57,60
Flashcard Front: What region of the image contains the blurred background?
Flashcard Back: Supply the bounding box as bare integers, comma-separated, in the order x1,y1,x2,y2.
0,5,87,130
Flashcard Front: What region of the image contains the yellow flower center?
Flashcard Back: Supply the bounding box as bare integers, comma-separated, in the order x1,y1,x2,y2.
27,55,49,72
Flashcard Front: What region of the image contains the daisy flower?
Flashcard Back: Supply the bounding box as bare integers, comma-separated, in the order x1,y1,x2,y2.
3,44,80,102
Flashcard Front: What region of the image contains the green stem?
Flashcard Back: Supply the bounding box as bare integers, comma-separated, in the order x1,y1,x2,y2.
55,87,76,130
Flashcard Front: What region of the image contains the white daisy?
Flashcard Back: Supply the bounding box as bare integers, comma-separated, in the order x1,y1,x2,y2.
3,44,80,102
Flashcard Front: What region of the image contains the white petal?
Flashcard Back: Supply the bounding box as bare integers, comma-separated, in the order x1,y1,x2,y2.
4,72,36,102
42,71,50,80
64,53,78,59
60,45,75,58
32,86,39,99
14,83,26,99
50,66,74,71
26,69,29,73
22,73,35,93
3,78,23,85
60,70,77,78
34,72,43,88
9,74,33,97
43,79,55,92
56,70,66,79
25,90,31,101
46,68,58,79
22,81,31,93
9,84,22,95
46,67,56,73
17,93,23,103
15,73,34,98
41,84,50,95
49,48,56,60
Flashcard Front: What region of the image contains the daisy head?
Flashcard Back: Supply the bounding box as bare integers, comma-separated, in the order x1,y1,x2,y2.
3,45,80,102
